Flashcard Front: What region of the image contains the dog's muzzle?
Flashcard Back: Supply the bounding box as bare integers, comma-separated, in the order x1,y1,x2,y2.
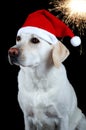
8,47,19,65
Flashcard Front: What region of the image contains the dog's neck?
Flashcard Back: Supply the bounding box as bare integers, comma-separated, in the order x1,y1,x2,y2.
33,62,53,79
19,61,66,92
19,61,55,91
20,61,53,80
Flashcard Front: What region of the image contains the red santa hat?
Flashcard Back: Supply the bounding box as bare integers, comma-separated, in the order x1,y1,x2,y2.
18,9,81,46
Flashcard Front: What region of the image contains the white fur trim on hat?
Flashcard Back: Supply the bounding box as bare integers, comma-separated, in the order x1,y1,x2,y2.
70,36,81,47
17,26,58,44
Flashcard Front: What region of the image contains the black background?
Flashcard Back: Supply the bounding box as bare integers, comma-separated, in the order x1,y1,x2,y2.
3,0,86,130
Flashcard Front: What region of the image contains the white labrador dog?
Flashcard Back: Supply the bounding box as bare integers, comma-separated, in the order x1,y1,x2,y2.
8,32,86,130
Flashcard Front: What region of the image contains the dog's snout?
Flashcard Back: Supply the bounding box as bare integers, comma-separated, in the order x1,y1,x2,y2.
8,47,19,65
8,47,19,57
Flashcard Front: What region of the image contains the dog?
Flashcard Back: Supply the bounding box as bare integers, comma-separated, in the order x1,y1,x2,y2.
8,32,86,130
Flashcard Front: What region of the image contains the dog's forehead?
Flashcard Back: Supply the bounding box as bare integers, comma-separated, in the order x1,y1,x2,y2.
17,29,55,45
17,31,41,40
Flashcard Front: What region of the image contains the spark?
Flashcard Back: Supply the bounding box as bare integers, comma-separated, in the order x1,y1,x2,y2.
65,0,86,18
49,0,86,36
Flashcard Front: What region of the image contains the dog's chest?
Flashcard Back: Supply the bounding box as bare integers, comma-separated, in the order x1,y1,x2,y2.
18,69,56,115
18,81,56,121
18,79,52,106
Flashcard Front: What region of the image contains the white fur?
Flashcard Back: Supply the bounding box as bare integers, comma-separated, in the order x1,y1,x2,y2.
8,32,86,130
18,26,58,44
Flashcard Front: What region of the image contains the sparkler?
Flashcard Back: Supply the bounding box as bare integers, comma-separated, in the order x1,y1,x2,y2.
49,0,86,36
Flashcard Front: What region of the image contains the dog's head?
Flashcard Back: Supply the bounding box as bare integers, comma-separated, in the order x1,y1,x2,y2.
8,32,69,68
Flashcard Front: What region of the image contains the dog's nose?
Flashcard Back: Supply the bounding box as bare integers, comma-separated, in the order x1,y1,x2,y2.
8,47,19,57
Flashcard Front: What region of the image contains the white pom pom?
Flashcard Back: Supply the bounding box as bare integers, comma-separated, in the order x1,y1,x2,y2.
70,36,81,47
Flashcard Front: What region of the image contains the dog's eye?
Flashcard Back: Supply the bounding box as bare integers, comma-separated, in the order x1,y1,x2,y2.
30,37,40,44
16,36,21,41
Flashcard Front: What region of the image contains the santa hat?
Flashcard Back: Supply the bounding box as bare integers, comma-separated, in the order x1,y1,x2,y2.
18,9,81,46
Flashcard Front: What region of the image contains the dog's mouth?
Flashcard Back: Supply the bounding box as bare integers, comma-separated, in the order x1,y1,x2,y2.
8,55,33,67
8,55,20,66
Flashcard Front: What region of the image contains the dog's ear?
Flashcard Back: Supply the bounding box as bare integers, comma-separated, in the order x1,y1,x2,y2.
52,41,70,67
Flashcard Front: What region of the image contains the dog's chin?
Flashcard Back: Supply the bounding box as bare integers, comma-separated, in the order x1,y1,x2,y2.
8,56,39,68
20,63,39,68
15,61,40,68
9,60,39,68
